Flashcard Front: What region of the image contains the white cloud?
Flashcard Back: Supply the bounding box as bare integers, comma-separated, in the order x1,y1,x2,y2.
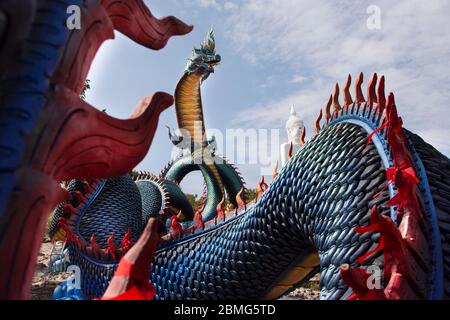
290,74,307,84
224,2,238,10
225,0,450,156
194,0,222,10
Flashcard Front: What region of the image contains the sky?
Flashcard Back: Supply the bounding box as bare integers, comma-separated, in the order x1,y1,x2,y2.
86,0,450,195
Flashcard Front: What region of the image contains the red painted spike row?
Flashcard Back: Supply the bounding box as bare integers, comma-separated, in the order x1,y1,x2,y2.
341,205,421,300
365,93,403,149
59,218,135,261
342,90,429,300
0,0,191,299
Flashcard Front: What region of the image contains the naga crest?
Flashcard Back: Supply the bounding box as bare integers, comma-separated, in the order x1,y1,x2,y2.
185,28,221,81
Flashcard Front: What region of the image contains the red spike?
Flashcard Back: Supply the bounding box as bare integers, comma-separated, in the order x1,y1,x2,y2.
314,109,323,134
79,238,87,252
333,83,341,113
367,73,378,104
288,141,293,160
355,72,365,103
57,216,69,227
377,75,386,114
121,229,133,253
170,215,183,238
194,210,205,230
343,74,353,105
340,265,386,300
72,234,81,249
106,233,117,260
73,191,87,204
216,197,226,221
349,204,415,298
257,176,268,198
63,204,76,217
325,94,332,123
235,188,246,210
82,181,94,194
90,234,100,253
300,127,306,146
386,92,396,118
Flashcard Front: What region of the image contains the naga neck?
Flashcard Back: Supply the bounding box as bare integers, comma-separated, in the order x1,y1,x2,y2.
174,69,225,199
174,70,208,151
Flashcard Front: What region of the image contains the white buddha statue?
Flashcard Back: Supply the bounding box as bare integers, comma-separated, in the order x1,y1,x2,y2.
280,105,304,167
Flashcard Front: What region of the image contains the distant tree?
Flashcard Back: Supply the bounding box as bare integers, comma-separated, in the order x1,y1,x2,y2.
79,79,107,113
185,194,203,211
80,79,90,100
245,188,258,203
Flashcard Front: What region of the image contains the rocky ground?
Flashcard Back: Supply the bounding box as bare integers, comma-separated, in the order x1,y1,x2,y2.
31,242,71,300
281,274,320,300
31,242,320,300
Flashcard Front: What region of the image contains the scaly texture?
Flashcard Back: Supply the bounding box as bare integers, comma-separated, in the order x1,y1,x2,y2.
51,72,450,300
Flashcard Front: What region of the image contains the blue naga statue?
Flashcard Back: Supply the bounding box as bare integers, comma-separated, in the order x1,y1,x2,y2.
48,30,450,301
0,1,448,301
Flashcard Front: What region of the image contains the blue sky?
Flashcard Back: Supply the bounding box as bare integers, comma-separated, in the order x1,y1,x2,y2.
86,0,450,195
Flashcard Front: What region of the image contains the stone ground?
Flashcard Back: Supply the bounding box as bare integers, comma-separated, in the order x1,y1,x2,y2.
31,242,320,300
31,242,71,300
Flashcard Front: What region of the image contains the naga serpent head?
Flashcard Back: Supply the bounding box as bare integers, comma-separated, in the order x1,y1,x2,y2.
185,28,221,81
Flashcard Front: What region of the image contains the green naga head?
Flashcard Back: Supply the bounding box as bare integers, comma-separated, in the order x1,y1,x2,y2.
185,28,221,82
